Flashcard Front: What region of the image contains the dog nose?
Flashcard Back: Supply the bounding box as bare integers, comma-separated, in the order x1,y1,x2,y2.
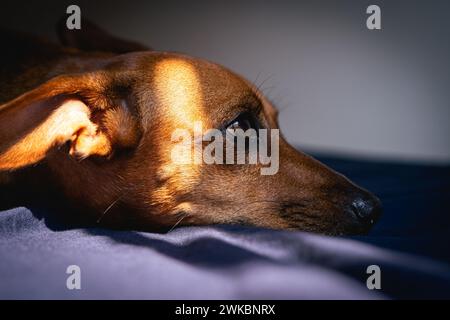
350,194,382,225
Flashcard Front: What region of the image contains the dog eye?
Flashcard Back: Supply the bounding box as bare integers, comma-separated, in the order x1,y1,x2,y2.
226,112,259,132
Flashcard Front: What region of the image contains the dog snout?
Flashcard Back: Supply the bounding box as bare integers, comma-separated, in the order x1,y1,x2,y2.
348,192,382,227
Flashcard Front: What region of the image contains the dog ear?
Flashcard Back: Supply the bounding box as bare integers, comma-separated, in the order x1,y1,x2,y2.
57,17,150,54
0,74,141,171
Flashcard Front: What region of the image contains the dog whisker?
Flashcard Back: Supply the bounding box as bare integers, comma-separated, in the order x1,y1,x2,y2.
96,194,124,224
168,212,189,232
252,71,263,89
255,73,275,92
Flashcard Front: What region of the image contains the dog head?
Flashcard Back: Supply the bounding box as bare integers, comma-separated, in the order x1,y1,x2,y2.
0,22,382,235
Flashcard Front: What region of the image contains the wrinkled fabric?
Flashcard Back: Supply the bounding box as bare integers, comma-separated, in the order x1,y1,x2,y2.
0,156,449,299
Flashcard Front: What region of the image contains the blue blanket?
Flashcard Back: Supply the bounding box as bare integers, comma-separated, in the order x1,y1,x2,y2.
1,156,449,299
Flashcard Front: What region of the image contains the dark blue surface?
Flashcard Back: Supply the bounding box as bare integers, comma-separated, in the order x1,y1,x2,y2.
321,156,450,263
0,155,449,299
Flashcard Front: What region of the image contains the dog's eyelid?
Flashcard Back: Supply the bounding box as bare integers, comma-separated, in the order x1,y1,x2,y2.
223,110,261,133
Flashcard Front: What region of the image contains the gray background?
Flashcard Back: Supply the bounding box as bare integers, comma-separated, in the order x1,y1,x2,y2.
1,0,449,163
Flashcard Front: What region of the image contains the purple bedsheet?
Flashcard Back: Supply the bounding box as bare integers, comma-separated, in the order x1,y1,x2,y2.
1,156,449,299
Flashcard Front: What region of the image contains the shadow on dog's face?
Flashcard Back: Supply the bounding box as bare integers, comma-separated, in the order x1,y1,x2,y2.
40,51,381,235
0,23,382,235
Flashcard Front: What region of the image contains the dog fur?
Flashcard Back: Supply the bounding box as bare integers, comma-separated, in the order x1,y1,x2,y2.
0,21,381,235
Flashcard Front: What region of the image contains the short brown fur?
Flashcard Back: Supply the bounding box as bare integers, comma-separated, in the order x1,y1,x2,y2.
0,21,381,235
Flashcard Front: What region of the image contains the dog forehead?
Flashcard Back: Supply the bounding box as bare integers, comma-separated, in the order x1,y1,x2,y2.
151,54,250,97
145,54,256,127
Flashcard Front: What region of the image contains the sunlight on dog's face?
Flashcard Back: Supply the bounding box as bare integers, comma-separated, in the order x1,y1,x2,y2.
112,53,381,235
0,25,382,236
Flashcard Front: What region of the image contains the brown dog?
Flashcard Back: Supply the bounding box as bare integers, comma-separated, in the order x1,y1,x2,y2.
0,22,381,235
